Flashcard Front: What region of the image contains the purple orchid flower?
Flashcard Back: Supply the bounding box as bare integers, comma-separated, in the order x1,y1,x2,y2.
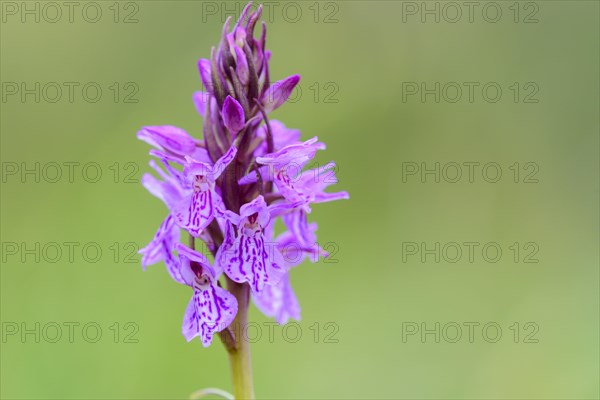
180,145,237,237
138,3,349,362
216,195,286,292
239,138,349,210
237,137,324,203
175,243,238,347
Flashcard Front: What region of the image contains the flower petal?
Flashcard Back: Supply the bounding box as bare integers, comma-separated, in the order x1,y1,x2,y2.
213,145,238,180
193,91,209,118
238,165,269,185
183,189,216,237
253,272,300,324
256,136,325,167
219,231,285,292
222,96,245,134
198,59,213,93
175,243,216,280
182,285,238,347
139,216,175,268
256,120,301,155
277,227,327,267
138,216,187,284
239,195,268,220
143,160,189,218
261,75,300,113
234,46,249,85
283,210,315,246
137,126,197,156
313,191,350,204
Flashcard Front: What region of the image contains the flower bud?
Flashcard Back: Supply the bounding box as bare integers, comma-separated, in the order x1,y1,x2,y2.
261,75,300,113
222,95,245,134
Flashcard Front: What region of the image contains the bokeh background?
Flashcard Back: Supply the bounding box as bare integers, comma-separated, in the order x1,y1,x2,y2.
1,1,598,398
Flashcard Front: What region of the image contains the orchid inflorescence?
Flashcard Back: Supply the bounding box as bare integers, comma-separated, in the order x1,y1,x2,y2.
137,2,348,348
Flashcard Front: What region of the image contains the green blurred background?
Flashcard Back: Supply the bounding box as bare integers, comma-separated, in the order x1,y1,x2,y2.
1,1,598,398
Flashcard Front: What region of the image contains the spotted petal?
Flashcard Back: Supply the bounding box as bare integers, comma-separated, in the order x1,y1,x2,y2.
182,189,217,238
218,230,285,292
182,279,238,347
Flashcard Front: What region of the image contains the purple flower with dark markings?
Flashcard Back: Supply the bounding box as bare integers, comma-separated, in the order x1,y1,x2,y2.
137,6,349,391
239,137,349,209
216,195,285,292
180,145,237,237
175,243,238,347
246,137,326,204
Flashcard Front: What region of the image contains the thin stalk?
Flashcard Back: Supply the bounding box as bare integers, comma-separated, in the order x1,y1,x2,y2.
225,278,254,399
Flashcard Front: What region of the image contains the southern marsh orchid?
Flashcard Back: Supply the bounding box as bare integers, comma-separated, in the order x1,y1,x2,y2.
137,2,348,398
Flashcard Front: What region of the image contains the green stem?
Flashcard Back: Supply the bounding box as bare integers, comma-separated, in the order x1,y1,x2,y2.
226,279,255,399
